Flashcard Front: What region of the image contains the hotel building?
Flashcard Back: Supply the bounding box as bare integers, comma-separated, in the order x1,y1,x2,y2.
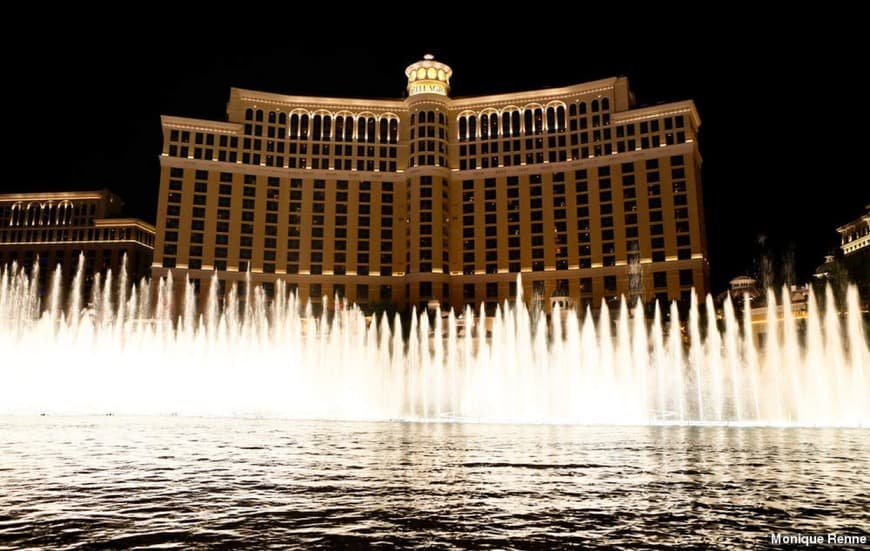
837,205,869,258
154,55,708,313
0,190,156,295
836,204,869,301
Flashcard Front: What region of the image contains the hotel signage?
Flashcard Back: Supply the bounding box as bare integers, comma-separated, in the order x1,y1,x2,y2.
409,81,447,96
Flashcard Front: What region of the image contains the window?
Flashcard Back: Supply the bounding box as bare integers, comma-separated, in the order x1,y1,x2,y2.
652,272,668,289
356,284,369,300
309,284,322,299
378,285,391,300
679,269,693,286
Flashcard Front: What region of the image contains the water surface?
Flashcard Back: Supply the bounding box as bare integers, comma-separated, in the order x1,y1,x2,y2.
0,417,867,548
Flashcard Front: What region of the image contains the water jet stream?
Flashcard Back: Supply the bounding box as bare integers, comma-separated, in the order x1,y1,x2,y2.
1,258,867,426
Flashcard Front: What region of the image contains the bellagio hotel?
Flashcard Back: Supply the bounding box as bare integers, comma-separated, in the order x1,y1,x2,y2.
153,55,708,313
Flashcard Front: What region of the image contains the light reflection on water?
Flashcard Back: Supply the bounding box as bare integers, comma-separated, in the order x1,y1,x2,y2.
0,417,867,548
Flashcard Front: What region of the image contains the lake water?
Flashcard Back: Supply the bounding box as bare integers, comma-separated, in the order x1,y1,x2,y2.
0,417,867,548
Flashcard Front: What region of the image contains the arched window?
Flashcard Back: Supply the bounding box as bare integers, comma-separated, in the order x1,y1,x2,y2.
546,107,556,133
279,113,287,125
300,114,309,138
468,116,477,139
389,119,398,144
345,116,354,141
579,102,587,115
556,106,566,131
512,111,520,137
322,115,331,140
602,98,610,111
411,112,416,125
290,114,299,138
569,103,577,117
357,117,366,141
367,118,376,143
61,202,72,225
490,114,498,138
481,114,489,139
245,108,254,121
427,111,435,123
379,118,388,143
335,117,344,141
255,109,264,122
438,112,445,124
459,117,467,141
534,108,543,135
312,115,322,140
502,112,511,137
524,110,533,135
591,100,599,113
268,111,276,124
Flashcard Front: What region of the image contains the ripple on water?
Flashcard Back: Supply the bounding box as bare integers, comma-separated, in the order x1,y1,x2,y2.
0,419,868,548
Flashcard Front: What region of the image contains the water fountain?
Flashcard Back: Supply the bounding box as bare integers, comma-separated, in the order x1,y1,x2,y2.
0,257,867,426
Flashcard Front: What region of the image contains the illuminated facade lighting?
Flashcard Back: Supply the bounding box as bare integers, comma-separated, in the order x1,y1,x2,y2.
0,190,156,287
153,55,708,312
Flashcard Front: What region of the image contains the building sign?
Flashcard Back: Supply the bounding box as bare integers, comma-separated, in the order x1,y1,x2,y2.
409,81,447,96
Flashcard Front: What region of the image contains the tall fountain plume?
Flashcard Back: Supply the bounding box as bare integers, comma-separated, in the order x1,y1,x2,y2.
0,256,867,426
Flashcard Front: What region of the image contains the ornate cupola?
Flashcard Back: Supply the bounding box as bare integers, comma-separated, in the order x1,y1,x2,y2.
405,54,453,97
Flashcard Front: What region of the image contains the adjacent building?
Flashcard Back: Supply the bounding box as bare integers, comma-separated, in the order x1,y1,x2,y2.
837,205,869,258
836,204,870,301
153,55,708,313
0,190,155,295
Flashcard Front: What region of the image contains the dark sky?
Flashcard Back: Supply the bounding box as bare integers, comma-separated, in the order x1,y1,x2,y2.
6,19,865,292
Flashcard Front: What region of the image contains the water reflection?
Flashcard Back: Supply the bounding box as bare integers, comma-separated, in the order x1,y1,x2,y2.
1,418,867,548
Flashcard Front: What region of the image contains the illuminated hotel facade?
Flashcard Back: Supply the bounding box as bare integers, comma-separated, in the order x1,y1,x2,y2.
0,190,155,294
154,55,708,312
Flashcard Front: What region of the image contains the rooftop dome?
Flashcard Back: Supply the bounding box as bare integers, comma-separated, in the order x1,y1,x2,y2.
405,54,453,97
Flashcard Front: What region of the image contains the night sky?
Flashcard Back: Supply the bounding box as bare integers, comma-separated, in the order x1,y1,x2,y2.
7,20,864,292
